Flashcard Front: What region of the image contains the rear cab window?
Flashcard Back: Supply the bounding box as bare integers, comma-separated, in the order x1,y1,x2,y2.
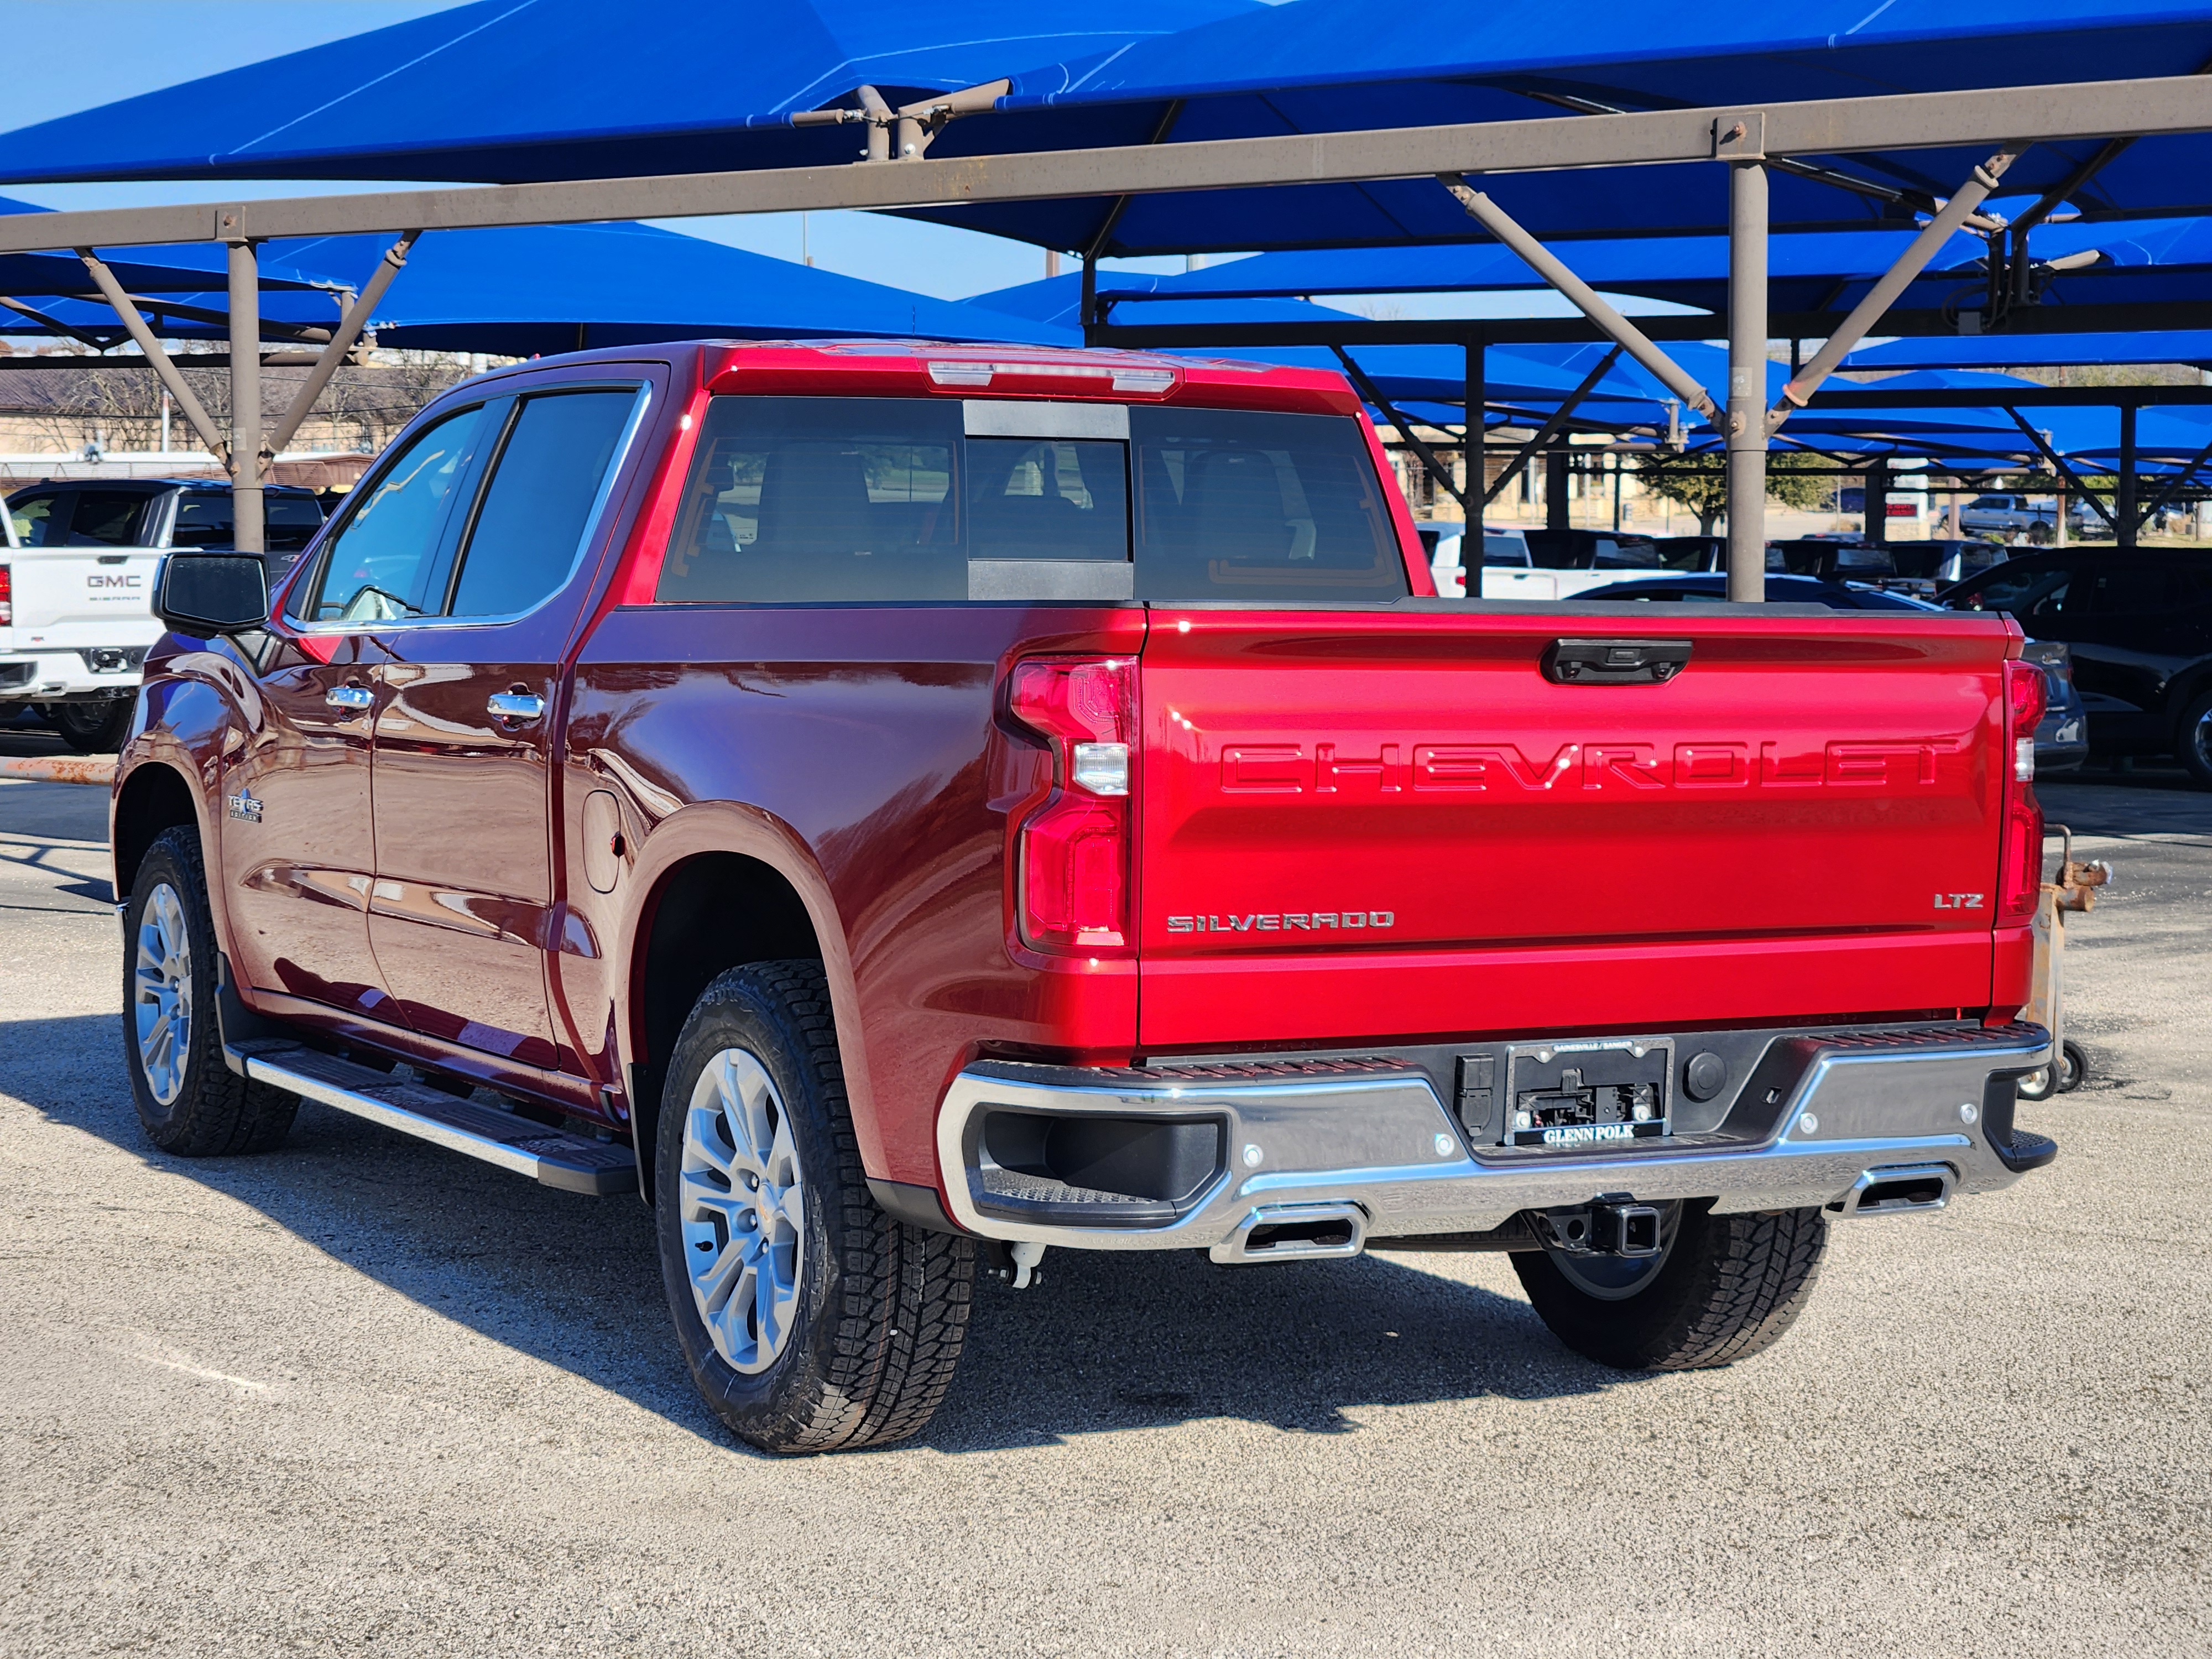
654,396,1407,606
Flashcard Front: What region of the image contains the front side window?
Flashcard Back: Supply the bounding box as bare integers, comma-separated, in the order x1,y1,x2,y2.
1954,561,2072,618
300,404,493,623
448,389,637,618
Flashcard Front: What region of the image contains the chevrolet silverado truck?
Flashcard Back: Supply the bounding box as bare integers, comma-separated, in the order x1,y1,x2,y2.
3,479,323,750
114,341,2057,1455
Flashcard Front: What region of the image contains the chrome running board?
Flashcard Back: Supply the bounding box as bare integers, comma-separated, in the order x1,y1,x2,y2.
229,1040,637,1196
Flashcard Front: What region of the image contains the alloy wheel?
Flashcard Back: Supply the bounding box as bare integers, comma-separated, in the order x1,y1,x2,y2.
132,881,192,1107
679,1047,805,1374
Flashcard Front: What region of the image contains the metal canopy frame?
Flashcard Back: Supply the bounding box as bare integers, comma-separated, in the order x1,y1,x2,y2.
1,71,2206,576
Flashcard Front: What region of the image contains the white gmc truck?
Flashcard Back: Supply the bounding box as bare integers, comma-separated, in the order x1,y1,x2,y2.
2,479,322,749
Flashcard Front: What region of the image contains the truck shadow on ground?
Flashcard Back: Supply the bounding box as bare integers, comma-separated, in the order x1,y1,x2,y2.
9,1012,1629,1455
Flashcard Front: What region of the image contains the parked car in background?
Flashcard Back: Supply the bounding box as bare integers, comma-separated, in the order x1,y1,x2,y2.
1579,572,2088,773
1941,548,2212,783
1418,521,1531,596
1,479,323,749
1482,528,1666,600
1958,493,2099,543
114,339,2057,1456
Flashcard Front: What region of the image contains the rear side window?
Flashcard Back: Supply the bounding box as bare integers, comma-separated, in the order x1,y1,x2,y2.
659,397,963,603
656,397,1406,605
448,389,637,618
66,491,147,546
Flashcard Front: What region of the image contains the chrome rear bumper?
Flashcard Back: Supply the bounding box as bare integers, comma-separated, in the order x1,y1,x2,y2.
935,1023,2053,1256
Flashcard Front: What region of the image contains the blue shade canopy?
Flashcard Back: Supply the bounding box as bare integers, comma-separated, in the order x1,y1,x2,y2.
260,221,1074,354
2,3,2206,260
0,215,1069,352
1845,332,2212,371
0,193,345,344
0,0,1256,187
1056,207,2209,319
911,3,2212,253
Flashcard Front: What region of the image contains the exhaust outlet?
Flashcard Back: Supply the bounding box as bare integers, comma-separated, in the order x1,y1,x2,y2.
1209,1201,1368,1265
1834,1163,1956,1217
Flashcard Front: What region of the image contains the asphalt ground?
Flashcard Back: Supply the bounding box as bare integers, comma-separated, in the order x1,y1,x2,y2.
1,766,2206,1657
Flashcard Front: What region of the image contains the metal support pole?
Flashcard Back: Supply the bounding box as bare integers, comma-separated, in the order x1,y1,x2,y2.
1466,337,1484,532
1329,346,1471,517
1439,177,1719,424
267,229,420,456
1767,148,2020,431
2134,430,2212,531
1866,457,1890,546
1546,446,1570,533
2006,411,2118,535
228,238,264,555
74,251,227,460
1726,160,1768,601
2117,404,2138,549
1480,345,1623,507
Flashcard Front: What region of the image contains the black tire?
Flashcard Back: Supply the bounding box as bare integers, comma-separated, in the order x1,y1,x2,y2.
122,826,298,1156
53,700,133,754
654,961,974,1455
1511,1201,1828,1371
2057,1039,2089,1093
2178,688,2212,790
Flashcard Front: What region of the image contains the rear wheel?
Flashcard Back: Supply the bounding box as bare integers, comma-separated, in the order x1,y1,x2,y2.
2179,689,2212,790
654,961,974,1454
52,700,133,753
122,826,298,1155
1512,1201,1828,1370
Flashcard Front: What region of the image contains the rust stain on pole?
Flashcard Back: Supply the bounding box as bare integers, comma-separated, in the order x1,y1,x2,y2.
0,755,117,786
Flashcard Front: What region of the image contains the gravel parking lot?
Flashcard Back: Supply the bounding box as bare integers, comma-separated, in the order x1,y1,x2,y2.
2,758,2206,1657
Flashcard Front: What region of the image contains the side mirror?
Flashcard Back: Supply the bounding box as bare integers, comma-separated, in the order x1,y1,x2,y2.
154,552,269,636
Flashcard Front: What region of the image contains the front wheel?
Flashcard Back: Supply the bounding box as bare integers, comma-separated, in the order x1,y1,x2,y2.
654,961,974,1454
1512,1201,1828,1371
51,699,134,753
122,826,298,1155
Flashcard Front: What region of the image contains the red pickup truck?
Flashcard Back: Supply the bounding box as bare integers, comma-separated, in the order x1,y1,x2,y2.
115,341,2056,1454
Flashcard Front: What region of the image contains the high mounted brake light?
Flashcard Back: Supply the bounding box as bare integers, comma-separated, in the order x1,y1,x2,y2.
0,563,11,627
1005,657,1135,954
1997,658,2047,924
925,352,1181,397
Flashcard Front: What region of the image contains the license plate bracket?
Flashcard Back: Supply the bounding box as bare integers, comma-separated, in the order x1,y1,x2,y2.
1503,1039,1673,1149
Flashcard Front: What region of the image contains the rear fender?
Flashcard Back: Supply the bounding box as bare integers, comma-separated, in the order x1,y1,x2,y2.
616,801,877,1172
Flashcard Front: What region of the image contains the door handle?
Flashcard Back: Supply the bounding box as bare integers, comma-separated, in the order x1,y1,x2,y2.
487,691,545,723
325,685,374,711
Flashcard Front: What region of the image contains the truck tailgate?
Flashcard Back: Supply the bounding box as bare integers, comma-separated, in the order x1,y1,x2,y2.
8,549,161,645
1136,606,2015,1050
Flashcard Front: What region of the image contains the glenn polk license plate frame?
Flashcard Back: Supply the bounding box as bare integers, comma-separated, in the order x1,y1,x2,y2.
1502,1037,1675,1150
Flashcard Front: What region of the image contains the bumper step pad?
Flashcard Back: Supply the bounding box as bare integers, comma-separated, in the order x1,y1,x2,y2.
231,1040,637,1195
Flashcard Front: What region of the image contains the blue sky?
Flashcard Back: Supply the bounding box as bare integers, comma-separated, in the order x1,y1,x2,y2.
0,1,1672,317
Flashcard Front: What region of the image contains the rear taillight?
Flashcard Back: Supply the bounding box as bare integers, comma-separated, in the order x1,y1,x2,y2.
0,563,11,626
1997,658,2046,923
1005,656,1135,954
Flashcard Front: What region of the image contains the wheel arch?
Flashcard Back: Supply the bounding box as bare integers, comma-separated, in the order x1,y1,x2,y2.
619,807,872,1204
112,757,205,910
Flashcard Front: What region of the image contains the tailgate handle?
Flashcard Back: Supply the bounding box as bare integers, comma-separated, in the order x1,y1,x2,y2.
1543,638,1693,686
